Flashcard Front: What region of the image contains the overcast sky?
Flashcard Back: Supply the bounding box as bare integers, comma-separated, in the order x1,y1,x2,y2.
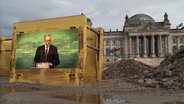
0,0,184,37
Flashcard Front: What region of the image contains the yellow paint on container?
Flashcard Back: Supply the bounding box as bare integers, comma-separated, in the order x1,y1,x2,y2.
10,14,104,85
0,36,12,76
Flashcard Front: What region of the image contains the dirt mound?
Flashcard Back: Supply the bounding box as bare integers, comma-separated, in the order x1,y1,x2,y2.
103,48,184,89
103,59,153,80
149,48,184,89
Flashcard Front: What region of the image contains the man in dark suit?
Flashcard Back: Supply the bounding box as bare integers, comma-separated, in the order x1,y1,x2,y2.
34,34,60,68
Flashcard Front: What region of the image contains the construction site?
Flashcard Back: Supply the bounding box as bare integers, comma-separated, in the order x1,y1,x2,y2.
0,14,184,104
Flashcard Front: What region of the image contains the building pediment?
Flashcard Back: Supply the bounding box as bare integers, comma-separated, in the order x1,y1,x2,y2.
128,23,168,33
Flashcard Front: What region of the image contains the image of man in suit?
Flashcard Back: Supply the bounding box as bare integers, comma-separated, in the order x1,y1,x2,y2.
34,34,60,68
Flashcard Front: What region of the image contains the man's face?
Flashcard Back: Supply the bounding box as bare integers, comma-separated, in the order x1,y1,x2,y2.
44,36,51,46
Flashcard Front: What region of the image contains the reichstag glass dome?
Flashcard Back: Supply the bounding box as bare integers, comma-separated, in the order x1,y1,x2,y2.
129,14,155,25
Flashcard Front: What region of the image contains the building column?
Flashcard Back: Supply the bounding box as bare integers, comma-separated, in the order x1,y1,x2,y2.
151,35,155,57
176,36,179,50
159,35,163,57
129,36,132,57
143,36,147,57
124,35,128,58
136,36,140,58
165,35,168,55
167,35,172,54
103,40,106,56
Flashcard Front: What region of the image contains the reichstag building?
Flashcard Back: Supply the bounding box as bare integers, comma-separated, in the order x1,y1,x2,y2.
103,13,184,66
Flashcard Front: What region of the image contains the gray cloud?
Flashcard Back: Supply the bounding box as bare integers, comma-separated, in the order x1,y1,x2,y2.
0,0,184,37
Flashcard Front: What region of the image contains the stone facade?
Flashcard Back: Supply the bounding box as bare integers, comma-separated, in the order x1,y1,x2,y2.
104,13,184,66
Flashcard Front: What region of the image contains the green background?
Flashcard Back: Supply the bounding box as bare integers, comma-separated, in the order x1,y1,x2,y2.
15,29,79,69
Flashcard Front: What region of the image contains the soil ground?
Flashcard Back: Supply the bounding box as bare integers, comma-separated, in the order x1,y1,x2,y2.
0,77,184,104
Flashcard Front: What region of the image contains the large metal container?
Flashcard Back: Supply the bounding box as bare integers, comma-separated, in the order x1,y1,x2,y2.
0,36,12,76
10,14,104,85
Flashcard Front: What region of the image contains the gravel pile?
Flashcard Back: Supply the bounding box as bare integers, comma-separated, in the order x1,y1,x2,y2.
103,48,184,89
103,59,153,80
148,48,184,89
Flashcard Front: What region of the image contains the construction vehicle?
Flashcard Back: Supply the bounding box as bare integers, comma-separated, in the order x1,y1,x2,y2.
9,14,104,85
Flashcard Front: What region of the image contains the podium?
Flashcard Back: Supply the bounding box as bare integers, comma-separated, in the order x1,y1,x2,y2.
36,62,50,69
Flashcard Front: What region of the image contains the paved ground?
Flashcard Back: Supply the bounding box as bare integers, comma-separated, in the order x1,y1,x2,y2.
1,77,184,104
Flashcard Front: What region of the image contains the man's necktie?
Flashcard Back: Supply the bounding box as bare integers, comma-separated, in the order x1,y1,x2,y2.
45,46,48,58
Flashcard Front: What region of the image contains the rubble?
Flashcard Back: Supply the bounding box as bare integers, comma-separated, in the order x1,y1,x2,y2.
103,48,184,89
151,48,184,89
103,59,153,80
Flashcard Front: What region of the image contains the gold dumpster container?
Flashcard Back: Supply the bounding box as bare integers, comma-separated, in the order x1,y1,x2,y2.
0,36,12,76
10,14,103,85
